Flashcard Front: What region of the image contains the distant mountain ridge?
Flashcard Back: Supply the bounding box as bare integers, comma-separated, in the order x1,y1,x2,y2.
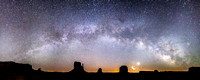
0,61,200,80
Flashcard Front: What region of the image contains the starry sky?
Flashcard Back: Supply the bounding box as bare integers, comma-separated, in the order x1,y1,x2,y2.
0,0,200,72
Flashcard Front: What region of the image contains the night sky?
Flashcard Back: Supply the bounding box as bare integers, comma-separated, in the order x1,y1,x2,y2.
0,0,200,72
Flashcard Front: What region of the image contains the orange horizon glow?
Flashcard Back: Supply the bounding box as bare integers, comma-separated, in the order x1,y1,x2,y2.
40,69,188,73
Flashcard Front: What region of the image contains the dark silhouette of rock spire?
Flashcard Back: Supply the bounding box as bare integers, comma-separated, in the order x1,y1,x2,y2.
70,61,86,73
119,65,128,74
97,68,103,74
119,65,129,80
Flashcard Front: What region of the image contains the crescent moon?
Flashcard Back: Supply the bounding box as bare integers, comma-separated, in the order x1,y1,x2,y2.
131,66,136,70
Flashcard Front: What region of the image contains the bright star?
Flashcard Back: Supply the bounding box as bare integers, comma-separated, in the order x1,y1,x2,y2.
137,62,140,66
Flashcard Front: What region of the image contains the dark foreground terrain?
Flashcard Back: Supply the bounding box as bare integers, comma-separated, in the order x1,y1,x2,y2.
0,61,200,80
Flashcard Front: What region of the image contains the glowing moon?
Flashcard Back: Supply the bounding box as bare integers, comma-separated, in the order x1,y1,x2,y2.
131,66,136,70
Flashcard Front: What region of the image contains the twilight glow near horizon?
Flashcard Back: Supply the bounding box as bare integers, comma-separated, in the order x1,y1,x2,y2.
0,0,200,72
